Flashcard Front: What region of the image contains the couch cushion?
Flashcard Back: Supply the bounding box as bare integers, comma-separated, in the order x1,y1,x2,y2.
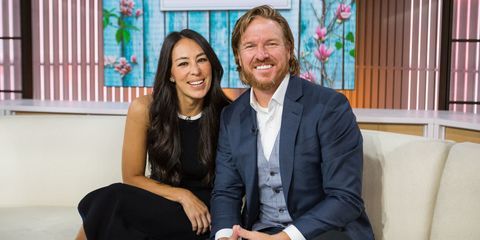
0,206,80,240
0,115,125,207
382,139,451,240
361,130,453,240
361,130,389,240
429,142,480,240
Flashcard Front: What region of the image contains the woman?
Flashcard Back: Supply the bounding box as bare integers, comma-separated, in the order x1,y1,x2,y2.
76,29,229,240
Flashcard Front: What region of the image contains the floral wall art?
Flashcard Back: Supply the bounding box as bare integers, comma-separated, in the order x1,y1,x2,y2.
299,0,356,89
103,0,356,89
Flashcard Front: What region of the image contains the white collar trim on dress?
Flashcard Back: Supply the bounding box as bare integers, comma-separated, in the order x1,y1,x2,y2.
177,112,202,121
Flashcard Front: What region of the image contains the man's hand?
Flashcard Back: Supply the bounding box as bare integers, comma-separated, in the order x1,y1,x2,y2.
218,227,240,240
232,225,291,240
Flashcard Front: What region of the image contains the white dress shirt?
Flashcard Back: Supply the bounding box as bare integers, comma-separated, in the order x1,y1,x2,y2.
215,75,306,240
249,75,289,161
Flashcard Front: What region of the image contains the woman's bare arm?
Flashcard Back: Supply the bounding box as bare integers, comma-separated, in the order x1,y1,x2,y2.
121,95,210,234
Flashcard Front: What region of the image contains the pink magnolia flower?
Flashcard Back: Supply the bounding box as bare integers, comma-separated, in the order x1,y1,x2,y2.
300,71,316,82
135,9,143,17
104,55,116,66
114,57,132,76
314,44,334,62
120,7,132,16
120,0,135,16
130,55,137,64
336,4,352,22
314,26,327,42
118,57,127,65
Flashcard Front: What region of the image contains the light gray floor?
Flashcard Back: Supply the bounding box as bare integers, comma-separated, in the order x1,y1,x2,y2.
0,206,81,240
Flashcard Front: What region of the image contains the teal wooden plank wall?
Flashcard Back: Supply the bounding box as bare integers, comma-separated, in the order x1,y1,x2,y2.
144,0,164,87
103,0,356,90
103,0,122,86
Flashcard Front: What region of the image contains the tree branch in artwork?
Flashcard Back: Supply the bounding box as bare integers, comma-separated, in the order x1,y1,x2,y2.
103,0,142,79
300,0,355,89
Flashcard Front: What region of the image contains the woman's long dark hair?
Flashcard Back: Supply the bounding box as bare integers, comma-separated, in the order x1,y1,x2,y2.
147,29,229,186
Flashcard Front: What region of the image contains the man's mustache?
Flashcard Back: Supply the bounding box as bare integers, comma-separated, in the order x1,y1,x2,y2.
252,60,275,66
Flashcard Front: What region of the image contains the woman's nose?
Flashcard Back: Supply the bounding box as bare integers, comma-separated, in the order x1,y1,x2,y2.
190,63,201,75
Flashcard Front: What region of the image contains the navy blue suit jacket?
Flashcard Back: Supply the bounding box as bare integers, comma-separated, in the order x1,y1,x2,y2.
211,76,374,240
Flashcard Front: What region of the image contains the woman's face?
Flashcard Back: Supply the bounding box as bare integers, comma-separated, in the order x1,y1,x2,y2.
170,38,212,104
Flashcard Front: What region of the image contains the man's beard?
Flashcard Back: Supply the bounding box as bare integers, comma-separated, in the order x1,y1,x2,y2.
238,64,289,91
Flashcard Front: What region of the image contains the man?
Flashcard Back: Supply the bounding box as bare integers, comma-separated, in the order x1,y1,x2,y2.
210,5,374,240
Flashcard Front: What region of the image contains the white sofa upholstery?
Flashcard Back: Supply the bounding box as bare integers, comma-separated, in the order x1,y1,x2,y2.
429,142,480,240
0,115,479,240
362,130,480,240
0,115,125,239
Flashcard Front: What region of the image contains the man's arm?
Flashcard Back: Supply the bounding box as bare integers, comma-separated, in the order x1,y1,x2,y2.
292,93,365,239
210,109,245,239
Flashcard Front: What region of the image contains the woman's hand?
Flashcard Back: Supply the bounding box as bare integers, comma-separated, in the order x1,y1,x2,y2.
176,189,211,235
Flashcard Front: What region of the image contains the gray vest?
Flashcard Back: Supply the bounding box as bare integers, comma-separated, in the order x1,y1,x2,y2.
252,133,293,231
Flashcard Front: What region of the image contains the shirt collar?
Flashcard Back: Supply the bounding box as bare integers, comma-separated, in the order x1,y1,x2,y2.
249,74,290,112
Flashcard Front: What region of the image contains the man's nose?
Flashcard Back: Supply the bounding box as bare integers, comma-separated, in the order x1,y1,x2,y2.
255,47,269,60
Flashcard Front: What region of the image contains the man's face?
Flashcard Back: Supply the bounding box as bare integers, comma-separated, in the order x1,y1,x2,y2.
237,17,291,91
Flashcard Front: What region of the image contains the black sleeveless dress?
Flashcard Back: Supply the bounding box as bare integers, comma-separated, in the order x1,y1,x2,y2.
78,118,210,240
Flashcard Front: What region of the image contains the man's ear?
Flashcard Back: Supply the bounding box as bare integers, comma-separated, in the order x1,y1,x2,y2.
287,46,292,60
236,55,243,69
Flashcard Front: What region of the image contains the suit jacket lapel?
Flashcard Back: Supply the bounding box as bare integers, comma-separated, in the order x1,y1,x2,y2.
238,93,259,210
279,76,303,203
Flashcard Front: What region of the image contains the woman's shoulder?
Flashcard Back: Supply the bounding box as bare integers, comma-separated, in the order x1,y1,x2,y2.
127,95,152,124
129,95,152,111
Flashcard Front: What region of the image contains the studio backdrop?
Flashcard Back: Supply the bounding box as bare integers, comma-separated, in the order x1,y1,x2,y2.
103,0,356,89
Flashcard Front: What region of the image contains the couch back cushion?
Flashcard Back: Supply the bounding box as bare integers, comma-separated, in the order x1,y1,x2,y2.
0,115,125,207
429,142,480,240
361,130,453,240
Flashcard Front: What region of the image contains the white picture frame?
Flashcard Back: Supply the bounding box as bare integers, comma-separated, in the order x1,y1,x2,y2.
160,0,291,11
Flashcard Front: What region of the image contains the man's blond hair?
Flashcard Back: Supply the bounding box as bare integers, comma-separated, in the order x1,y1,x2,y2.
231,5,300,76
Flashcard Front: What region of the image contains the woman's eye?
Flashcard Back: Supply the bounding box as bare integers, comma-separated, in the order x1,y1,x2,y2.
178,62,188,67
198,58,208,63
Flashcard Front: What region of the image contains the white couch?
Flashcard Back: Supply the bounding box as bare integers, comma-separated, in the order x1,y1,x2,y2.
361,130,480,240
0,115,125,239
0,115,479,240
